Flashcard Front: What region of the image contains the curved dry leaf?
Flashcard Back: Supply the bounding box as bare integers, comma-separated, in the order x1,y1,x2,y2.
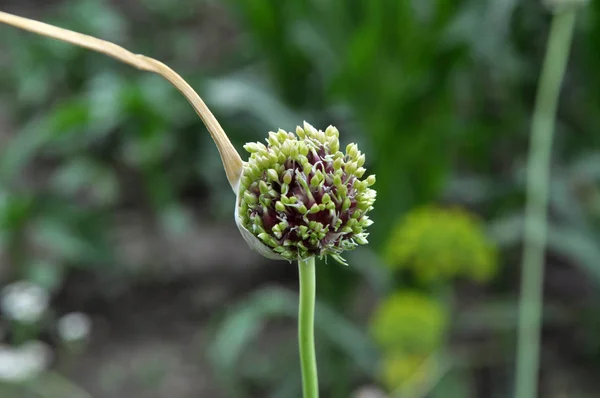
0,11,243,191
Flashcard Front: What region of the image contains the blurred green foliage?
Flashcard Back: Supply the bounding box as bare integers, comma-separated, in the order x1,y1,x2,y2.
209,287,378,398
1,0,600,397
0,0,232,290
379,354,437,396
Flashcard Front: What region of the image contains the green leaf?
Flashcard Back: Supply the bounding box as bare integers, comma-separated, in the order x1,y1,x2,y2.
25,260,65,292
32,218,89,262
0,193,35,231
209,287,378,393
0,118,53,182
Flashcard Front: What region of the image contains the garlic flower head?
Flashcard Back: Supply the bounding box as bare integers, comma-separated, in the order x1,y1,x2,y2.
235,122,376,264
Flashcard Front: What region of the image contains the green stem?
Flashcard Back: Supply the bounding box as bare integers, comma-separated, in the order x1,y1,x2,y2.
515,6,577,398
298,257,319,398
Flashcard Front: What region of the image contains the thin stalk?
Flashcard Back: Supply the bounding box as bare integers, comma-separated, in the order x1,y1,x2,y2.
515,7,577,398
0,11,242,190
298,257,319,398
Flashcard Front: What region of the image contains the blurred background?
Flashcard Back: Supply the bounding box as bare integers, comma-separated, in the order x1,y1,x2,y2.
0,0,599,397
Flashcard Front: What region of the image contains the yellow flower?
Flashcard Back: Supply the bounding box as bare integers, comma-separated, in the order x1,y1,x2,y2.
370,291,447,355
379,354,436,393
386,206,498,283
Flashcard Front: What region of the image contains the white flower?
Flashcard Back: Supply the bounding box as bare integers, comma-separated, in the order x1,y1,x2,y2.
0,340,52,383
57,312,92,342
1,281,49,323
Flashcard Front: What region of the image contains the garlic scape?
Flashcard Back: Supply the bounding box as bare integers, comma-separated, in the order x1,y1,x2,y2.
0,11,376,264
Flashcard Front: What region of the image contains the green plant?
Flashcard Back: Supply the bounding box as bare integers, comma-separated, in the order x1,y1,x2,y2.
235,122,376,397
369,291,447,395
215,1,600,395
372,204,503,397
0,11,377,398
0,0,220,298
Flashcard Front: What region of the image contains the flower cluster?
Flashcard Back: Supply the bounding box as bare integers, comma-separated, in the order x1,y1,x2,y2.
380,355,435,393
370,291,447,356
386,206,497,283
236,122,376,263
369,291,446,393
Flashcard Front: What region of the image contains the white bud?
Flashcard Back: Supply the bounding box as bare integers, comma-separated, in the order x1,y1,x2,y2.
267,169,279,182
329,137,340,153
346,161,357,176
243,142,267,154
267,132,279,146
303,121,318,138
1,281,49,323
357,154,366,167
57,312,92,342
0,341,52,383
325,125,339,138
346,143,359,159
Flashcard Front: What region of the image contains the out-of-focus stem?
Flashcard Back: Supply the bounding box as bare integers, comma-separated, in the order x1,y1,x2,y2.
515,7,577,398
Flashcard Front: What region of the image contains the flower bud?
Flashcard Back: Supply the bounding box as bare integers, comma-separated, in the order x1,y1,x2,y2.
0,340,52,383
235,122,376,264
57,312,92,343
1,281,49,324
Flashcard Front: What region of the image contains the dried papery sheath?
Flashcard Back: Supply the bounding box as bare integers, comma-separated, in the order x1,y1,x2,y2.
0,11,243,191
235,122,376,264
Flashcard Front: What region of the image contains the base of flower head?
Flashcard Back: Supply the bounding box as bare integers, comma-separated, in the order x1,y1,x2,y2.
237,122,376,264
